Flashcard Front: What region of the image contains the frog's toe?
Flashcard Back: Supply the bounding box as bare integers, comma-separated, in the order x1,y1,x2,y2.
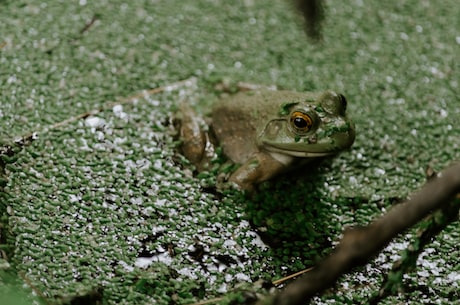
216,179,252,194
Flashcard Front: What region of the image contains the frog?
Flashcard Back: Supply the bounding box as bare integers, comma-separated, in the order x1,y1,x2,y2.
179,88,355,191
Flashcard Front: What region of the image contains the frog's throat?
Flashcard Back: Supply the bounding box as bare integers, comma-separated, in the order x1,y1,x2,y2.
267,151,296,166
263,143,338,158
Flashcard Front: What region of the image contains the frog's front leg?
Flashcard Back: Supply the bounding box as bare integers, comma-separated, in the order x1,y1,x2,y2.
179,104,215,171
229,152,290,191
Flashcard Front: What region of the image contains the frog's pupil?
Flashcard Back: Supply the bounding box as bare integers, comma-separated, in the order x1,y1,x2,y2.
294,117,308,129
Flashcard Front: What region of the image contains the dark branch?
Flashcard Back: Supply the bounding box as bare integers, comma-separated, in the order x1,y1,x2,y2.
370,198,459,304
259,162,460,305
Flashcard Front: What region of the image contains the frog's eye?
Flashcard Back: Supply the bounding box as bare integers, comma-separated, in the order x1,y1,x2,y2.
290,111,314,133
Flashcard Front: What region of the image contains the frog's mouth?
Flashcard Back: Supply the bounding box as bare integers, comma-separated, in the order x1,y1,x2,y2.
262,141,342,158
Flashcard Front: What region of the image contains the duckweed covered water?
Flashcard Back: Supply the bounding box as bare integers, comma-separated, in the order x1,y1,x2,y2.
1,0,459,304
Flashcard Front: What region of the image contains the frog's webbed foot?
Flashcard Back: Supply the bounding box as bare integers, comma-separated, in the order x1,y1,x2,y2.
228,153,287,192
178,103,215,171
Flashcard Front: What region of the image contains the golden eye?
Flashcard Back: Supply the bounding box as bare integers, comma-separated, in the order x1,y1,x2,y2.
290,111,313,133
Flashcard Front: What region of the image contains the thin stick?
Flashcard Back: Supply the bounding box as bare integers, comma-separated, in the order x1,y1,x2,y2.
18,271,51,304
272,267,314,286
11,78,195,145
79,14,99,35
188,297,224,305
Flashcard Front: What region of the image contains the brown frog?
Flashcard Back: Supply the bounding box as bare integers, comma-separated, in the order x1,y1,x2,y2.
179,89,355,191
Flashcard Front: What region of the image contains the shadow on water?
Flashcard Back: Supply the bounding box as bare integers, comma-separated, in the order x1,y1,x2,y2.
244,159,350,270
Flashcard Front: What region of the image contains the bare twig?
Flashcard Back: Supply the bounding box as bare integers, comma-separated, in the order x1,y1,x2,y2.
45,14,100,54
79,14,100,35
272,267,314,286
258,162,460,305
18,271,51,304
1,78,195,151
188,297,224,305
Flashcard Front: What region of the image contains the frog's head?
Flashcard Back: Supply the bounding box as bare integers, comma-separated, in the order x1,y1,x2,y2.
258,91,355,157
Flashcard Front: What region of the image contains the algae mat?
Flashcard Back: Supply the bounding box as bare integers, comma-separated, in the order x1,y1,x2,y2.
1,0,459,304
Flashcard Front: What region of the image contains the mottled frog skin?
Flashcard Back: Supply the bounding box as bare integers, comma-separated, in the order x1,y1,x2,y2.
180,89,355,191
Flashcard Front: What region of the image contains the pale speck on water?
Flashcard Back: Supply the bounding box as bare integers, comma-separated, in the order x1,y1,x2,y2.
85,116,106,129
348,176,358,185
374,168,385,176
400,32,409,40
438,108,448,118
118,261,134,272
113,104,128,120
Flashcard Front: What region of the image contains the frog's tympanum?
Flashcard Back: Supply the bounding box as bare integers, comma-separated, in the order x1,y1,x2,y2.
180,89,355,191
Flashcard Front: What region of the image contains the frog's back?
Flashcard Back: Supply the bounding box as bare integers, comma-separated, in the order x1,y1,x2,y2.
211,90,309,164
